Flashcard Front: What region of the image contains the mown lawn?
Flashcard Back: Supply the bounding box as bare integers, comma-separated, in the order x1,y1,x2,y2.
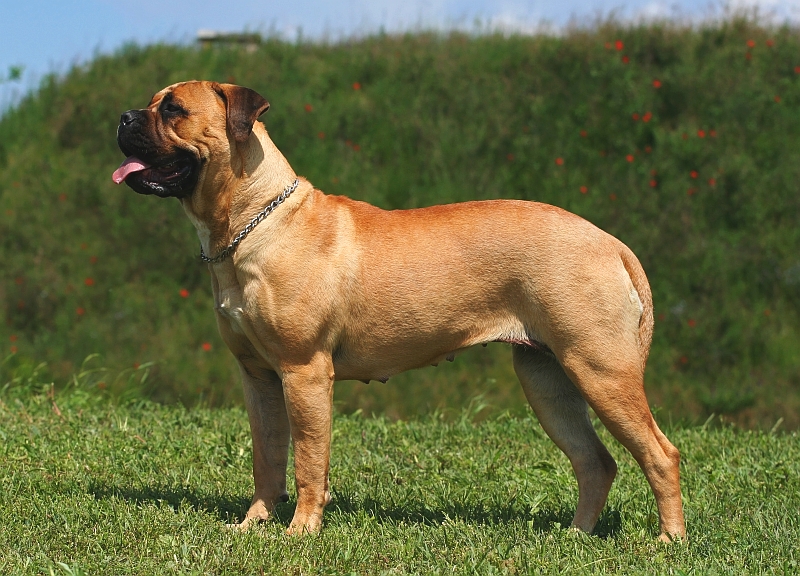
1,383,797,575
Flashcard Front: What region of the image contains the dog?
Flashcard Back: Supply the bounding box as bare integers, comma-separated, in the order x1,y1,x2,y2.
113,81,686,541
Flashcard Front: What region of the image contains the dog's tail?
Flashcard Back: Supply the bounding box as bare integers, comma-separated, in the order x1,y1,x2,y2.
619,244,654,370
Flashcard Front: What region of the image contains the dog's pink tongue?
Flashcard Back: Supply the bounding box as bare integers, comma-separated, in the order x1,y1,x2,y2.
112,157,150,184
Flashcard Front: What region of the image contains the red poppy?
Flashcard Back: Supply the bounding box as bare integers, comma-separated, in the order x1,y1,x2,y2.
621,55,630,64
90,256,98,264
682,133,688,140
10,346,17,354
746,39,755,48
604,42,611,50
352,82,361,91
615,40,623,51
76,307,85,316
687,188,696,196
84,277,94,286
609,193,617,201
507,153,514,161
745,52,752,61
649,180,657,188
709,129,717,138
697,129,706,138
626,154,634,163
133,362,140,369
680,356,688,365
644,146,652,153
202,342,212,352
764,309,772,316
766,39,774,47
795,66,800,74
688,319,696,327
318,132,325,139
353,144,361,151
179,289,190,298
579,130,587,138
304,103,313,112
774,95,781,103
97,382,107,390
652,79,662,88
80,243,88,250
632,113,640,121
708,178,716,187
9,335,17,342
58,193,67,202
690,170,698,179
555,157,564,166
642,111,652,123
14,277,23,285
580,185,588,194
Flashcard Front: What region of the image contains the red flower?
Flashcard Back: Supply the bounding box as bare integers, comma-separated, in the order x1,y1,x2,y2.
580,185,588,194
774,95,781,103
605,42,611,50
615,40,624,51
649,180,657,188
745,52,752,61
609,193,617,201
632,112,640,121
690,170,698,179
76,307,85,316
555,157,564,166
687,188,696,196
764,309,772,316
644,146,652,153
17,300,25,309
795,66,800,74
708,178,716,187
202,342,212,352
10,346,17,354
746,39,756,48
680,356,688,365
642,111,652,123
652,79,662,88
626,154,634,163
97,382,107,390
84,277,94,286
688,318,696,327
9,335,17,342
353,144,361,152
14,277,23,285
179,289,190,298
507,153,514,161
579,130,587,138
90,256,98,264
58,193,67,202
133,362,140,369
352,82,361,91
709,129,717,138
697,129,706,138
682,133,688,140
304,103,313,112
621,55,630,64
766,39,775,47
318,132,325,139
80,243,88,250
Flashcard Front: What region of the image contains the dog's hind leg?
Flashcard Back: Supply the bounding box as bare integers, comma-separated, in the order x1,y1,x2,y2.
512,346,618,533
237,364,291,529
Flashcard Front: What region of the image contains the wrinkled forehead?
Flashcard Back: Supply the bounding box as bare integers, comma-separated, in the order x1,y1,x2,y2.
147,81,221,109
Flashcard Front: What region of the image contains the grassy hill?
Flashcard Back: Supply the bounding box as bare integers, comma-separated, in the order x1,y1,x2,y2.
1,369,798,574
1,19,799,426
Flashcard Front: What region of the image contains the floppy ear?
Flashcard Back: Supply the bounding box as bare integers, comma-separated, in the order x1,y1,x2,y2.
213,83,270,143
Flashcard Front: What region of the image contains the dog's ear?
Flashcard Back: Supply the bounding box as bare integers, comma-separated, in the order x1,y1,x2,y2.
213,83,270,143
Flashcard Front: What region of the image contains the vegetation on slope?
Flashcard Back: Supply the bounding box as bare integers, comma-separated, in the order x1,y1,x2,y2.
1,19,799,425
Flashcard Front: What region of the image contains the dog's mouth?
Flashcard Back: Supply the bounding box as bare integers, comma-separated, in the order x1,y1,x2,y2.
112,153,199,198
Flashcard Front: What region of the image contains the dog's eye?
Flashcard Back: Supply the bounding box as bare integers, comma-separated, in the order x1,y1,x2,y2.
162,102,185,115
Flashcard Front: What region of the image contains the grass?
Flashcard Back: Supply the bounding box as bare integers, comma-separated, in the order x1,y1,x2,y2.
1,20,800,426
1,362,798,574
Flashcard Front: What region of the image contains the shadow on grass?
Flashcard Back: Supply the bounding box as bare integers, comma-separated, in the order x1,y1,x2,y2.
86,480,621,538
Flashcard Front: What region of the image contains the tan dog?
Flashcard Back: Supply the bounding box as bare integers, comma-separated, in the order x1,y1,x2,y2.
113,81,686,541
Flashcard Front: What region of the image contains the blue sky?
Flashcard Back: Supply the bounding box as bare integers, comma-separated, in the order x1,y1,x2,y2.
1,0,797,108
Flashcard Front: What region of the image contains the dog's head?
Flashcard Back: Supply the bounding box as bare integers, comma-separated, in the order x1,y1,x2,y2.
113,81,269,198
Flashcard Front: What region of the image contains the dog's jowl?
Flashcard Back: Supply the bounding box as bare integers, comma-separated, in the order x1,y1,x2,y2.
114,81,686,541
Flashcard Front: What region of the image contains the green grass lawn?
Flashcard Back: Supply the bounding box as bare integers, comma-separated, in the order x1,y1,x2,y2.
1,376,797,574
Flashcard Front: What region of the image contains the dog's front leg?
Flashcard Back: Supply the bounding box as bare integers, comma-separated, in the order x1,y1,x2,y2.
237,364,291,529
282,354,335,535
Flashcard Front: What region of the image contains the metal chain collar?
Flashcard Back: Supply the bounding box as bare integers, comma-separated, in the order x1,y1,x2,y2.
199,179,300,264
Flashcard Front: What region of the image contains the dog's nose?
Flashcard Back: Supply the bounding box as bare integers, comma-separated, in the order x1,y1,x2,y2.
119,110,137,126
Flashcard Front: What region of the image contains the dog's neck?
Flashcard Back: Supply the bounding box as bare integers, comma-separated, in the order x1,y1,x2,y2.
180,122,300,261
